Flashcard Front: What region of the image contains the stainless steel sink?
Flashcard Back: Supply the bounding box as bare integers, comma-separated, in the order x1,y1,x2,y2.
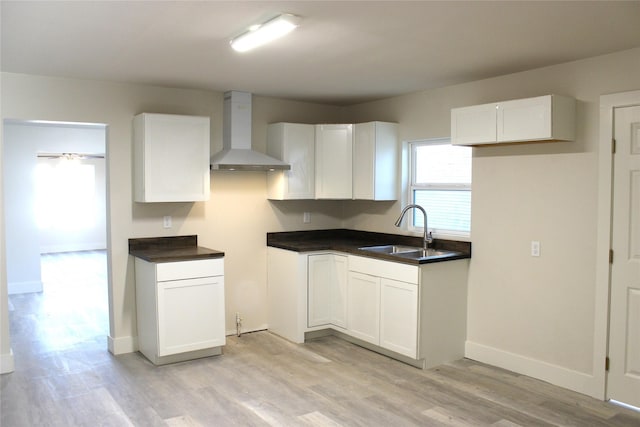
357,245,423,254
358,245,459,259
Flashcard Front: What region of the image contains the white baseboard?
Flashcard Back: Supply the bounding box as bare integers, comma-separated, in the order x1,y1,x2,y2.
465,340,601,399
110,325,268,356
41,243,107,254
108,335,138,355
8,280,43,295
226,323,269,337
0,349,15,374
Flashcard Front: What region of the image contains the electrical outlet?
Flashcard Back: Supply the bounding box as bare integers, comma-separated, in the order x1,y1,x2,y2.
163,215,172,229
531,240,540,257
303,212,311,223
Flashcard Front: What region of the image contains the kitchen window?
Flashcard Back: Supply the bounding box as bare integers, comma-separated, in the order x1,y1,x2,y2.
408,138,472,238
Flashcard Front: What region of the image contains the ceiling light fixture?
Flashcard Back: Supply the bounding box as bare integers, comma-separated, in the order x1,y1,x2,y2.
230,14,301,53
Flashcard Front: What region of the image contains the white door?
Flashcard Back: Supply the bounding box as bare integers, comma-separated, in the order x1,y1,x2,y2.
608,105,640,407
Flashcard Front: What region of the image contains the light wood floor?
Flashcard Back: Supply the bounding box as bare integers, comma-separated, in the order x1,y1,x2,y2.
2,251,640,426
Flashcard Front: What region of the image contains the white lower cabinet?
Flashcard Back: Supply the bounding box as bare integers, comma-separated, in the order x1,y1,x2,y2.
308,254,347,328
135,258,225,365
266,247,468,369
346,255,468,368
266,249,346,343
347,256,419,358
346,271,380,345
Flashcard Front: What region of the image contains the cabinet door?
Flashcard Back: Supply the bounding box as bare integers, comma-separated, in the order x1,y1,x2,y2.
315,124,353,199
497,95,551,142
308,254,348,328
353,122,398,201
353,122,376,199
380,278,418,358
347,271,380,345
267,123,315,200
329,255,348,328
157,275,225,356
133,113,210,202
308,254,333,327
451,103,497,146
267,248,307,344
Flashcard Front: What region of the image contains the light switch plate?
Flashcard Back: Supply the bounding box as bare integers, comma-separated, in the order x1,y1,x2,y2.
531,240,540,257
163,215,172,229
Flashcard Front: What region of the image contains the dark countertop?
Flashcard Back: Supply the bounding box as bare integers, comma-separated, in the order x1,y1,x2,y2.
267,229,471,265
129,235,224,263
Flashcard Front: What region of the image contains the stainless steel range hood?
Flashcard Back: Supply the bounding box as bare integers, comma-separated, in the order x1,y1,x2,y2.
210,91,290,171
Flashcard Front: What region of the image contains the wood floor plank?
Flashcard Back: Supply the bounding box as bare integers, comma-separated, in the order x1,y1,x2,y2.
297,410,344,427
422,406,479,426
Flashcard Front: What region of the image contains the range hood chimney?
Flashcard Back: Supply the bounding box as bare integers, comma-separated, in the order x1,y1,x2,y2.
210,91,290,171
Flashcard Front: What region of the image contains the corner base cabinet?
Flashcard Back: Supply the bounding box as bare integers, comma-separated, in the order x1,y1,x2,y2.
135,257,225,365
266,247,469,369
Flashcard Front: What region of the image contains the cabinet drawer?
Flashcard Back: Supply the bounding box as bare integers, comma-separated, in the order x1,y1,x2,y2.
348,255,418,284
156,258,224,281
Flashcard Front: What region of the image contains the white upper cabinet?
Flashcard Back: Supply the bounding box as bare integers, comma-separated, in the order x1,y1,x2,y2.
266,123,315,200
451,94,575,146
266,121,398,200
353,122,399,201
315,124,353,199
133,113,210,202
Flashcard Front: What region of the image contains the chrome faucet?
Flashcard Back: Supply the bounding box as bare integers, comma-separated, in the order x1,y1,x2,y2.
394,204,433,250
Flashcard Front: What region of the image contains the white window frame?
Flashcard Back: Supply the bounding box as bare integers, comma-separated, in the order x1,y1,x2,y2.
407,138,472,240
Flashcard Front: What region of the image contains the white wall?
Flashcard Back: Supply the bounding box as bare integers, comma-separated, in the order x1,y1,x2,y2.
3,122,106,294
342,47,640,398
0,72,345,356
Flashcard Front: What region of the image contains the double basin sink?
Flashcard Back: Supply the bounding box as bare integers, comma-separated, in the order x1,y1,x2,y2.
358,244,460,261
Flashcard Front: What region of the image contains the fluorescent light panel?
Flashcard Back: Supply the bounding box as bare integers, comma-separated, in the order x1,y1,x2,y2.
231,14,300,52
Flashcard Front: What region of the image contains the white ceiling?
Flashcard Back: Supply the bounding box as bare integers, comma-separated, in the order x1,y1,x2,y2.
2,1,639,106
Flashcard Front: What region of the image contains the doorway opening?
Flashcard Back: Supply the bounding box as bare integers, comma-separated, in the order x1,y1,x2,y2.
3,119,108,359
